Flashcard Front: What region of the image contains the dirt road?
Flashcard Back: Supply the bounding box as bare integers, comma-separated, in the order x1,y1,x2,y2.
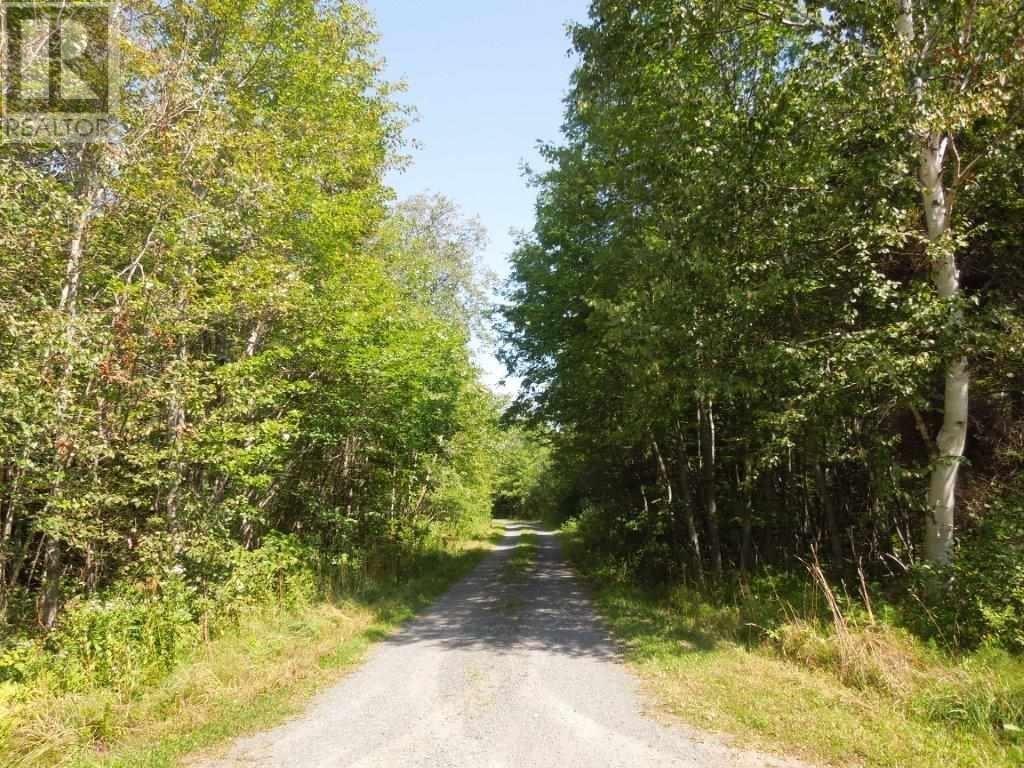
200,521,799,768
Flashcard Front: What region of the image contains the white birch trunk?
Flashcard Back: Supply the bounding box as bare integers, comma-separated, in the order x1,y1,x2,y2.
40,186,101,627
898,3,969,565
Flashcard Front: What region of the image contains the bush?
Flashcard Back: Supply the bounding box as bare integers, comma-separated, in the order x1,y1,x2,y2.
0,641,44,686
43,578,196,696
208,535,318,622
908,490,1024,651
0,534,324,700
950,499,1024,651
569,503,667,581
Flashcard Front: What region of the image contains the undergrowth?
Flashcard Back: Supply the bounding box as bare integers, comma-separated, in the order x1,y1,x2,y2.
562,519,1024,768
0,521,500,768
502,530,538,582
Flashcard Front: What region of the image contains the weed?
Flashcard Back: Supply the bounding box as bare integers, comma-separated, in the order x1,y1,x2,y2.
2,527,499,768
562,522,1024,768
502,531,538,582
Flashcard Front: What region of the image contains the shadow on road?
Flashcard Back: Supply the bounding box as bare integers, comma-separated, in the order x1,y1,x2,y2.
383,520,621,660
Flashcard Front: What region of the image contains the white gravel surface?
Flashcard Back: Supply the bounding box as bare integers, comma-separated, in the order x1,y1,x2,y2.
198,521,804,768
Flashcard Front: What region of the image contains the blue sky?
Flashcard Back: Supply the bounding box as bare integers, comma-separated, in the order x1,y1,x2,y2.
368,0,590,392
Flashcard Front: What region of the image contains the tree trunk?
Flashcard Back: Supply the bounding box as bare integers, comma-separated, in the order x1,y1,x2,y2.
674,426,703,584
699,400,722,579
816,458,844,567
7,525,30,606
41,176,102,628
921,133,966,565
653,438,687,581
38,536,63,629
245,317,267,357
651,438,676,536
926,357,968,564
0,470,14,620
897,2,968,565
739,456,754,575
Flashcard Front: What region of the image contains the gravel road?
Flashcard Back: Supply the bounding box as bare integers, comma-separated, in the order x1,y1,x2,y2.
199,521,801,768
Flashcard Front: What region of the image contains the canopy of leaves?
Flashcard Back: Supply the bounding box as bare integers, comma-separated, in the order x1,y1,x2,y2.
502,0,1024,648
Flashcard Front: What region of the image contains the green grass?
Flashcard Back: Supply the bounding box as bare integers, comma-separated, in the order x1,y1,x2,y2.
495,529,538,616
1,527,501,768
561,527,1024,768
502,530,538,583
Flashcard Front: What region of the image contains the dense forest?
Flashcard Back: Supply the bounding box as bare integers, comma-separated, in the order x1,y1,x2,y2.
0,0,510,680
503,0,1024,650
1,0,1023,765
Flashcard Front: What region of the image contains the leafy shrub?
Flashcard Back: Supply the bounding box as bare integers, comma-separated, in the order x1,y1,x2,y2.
908,490,1024,651
44,578,197,696
569,503,658,578
950,498,1024,651
210,535,318,621
0,535,323,700
0,641,45,686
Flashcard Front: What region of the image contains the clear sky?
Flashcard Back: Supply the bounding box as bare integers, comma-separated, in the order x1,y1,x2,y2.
367,0,590,393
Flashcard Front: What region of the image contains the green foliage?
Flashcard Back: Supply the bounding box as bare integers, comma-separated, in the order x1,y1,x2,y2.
0,0,507,743
0,535,319,697
909,485,1024,651
43,582,196,696
211,536,318,618
953,499,1024,651
502,0,1024,650
490,426,552,520
564,519,1024,767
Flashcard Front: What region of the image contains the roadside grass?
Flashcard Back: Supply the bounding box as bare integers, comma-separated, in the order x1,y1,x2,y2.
502,530,538,583
495,529,538,616
0,526,501,768
562,526,1024,768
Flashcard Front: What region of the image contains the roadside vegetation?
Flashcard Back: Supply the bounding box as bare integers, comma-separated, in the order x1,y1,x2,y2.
502,2,1024,766
563,522,1023,768
1,525,499,768
0,0,517,764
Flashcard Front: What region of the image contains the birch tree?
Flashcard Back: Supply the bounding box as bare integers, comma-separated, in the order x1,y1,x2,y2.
892,0,1020,563
504,0,1024,601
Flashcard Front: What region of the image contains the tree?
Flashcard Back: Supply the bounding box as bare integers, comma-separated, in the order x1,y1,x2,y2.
503,0,1024,588
0,0,500,633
